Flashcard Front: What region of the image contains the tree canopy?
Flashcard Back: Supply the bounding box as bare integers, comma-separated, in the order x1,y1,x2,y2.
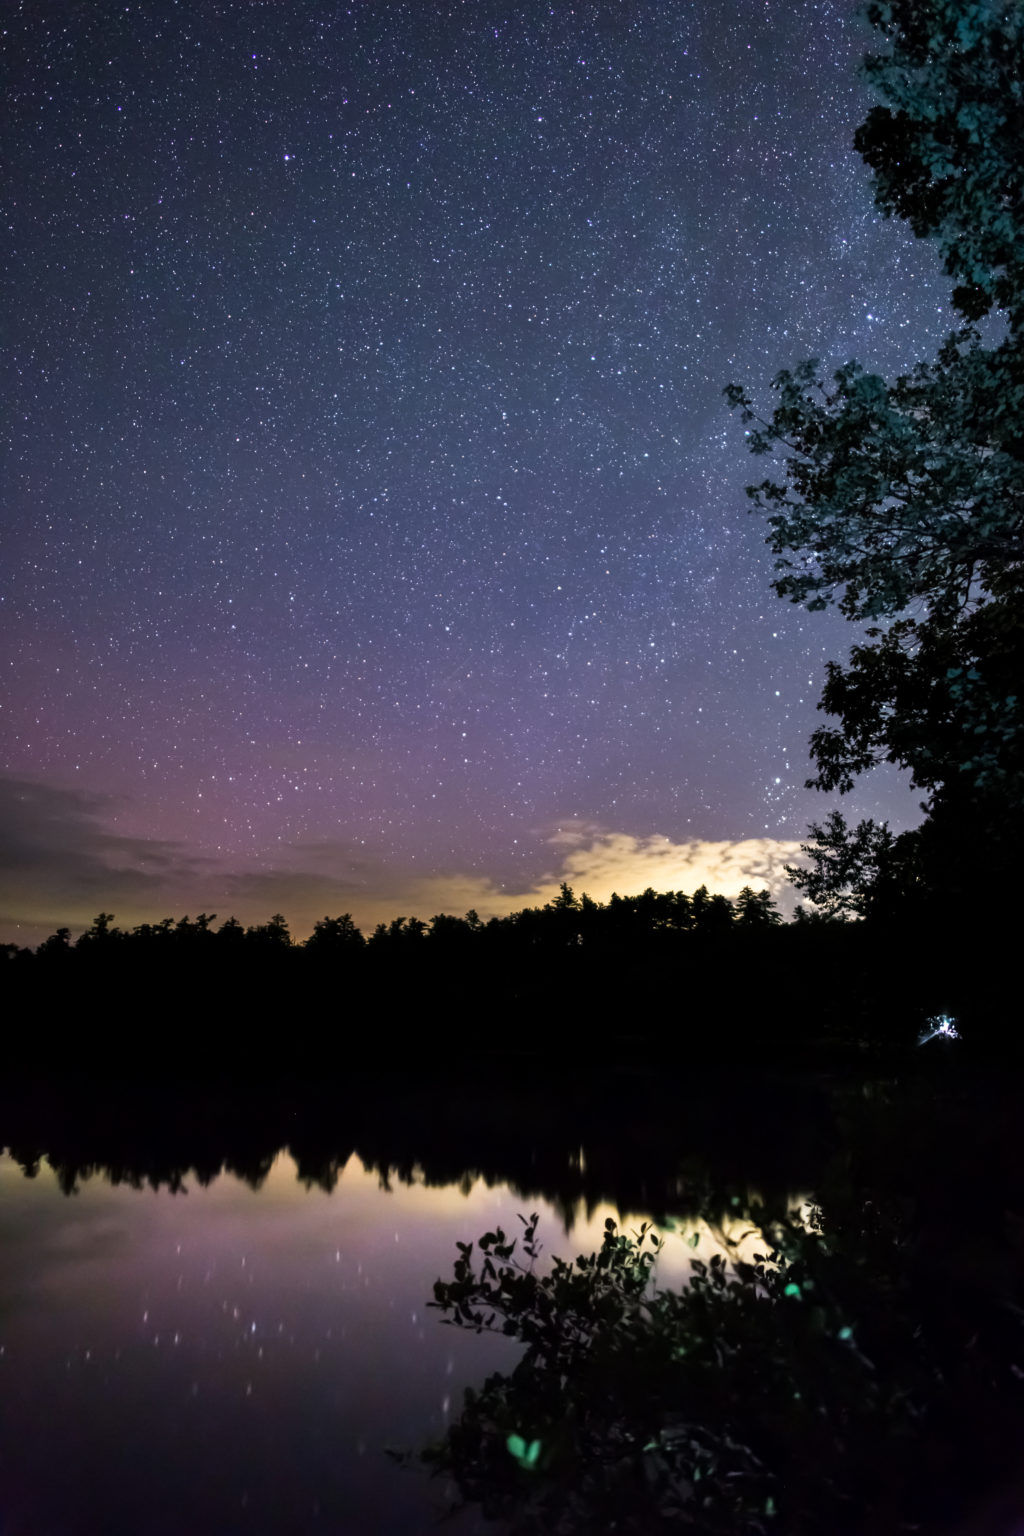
727,0,1024,909
855,0,1024,327
724,334,1024,808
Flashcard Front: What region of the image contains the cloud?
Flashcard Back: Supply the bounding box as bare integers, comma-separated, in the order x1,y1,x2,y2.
0,775,804,948
0,777,211,943
546,824,803,903
217,826,805,935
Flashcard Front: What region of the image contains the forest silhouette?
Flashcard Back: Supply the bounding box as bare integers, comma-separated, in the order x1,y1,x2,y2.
2,874,1013,1074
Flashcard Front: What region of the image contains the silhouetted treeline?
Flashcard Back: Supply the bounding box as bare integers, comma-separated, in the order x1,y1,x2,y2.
1,882,1014,1072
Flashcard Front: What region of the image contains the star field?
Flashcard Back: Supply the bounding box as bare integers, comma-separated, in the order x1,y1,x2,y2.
1,0,963,935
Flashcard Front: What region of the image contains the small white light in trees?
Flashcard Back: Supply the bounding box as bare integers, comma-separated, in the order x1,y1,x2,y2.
918,1014,960,1046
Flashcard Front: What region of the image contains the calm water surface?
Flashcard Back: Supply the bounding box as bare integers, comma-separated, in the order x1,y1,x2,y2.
0,1141,745,1536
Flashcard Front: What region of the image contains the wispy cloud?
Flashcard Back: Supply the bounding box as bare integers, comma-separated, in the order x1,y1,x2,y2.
545,824,804,906
295,827,805,934
0,776,804,947
0,777,213,943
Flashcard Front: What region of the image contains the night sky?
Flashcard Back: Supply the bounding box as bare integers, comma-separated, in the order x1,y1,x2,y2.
2,0,961,943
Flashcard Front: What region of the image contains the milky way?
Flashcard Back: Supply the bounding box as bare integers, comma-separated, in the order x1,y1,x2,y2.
2,0,962,939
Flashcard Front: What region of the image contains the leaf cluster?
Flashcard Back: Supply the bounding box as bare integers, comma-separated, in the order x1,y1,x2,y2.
421,1179,1024,1535
725,329,1024,822
856,0,1024,325
724,0,1024,904
421,1201,976,1535
725,333,1024,625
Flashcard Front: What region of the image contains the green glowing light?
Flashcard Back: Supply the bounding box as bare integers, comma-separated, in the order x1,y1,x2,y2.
506,1433,542,1469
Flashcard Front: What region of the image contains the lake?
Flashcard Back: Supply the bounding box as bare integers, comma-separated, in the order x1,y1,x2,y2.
0,1067,807,1536
1,1059,1018,1535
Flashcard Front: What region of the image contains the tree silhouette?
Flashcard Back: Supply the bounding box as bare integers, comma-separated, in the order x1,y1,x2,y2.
726,0,1024,916
306,913,365,955
854,0,1024,325
734,887,781,927
785,813,897,920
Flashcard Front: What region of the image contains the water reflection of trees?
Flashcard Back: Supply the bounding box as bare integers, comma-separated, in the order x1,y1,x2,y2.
5,1066,1023,1532
0,1068,838,1213
420,1075,1024,1536
3,1066,1018,1237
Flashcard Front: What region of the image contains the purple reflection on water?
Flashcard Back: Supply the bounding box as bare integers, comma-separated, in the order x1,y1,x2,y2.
0,1150,533,1535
